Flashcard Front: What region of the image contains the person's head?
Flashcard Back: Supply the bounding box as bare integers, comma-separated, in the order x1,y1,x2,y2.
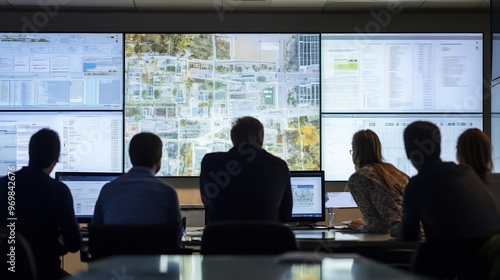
403,121,441,170
456,128,492,181
28,128,60,173
351,129,384,169
230,116,264,148
129,132,163,173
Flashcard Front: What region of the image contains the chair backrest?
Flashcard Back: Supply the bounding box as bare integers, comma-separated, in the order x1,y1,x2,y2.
0,227,37,280
411,238,488,279
201,220,298,255
478,233,500,280
88,223,181,261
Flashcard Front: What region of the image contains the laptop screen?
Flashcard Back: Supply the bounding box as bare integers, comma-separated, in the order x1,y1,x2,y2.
325,192,358,208
56,172,121,223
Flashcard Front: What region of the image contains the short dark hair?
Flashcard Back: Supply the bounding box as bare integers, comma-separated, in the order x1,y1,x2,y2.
230,116,264,147
403,121,441,169
28,128,60,169
129,132,163,168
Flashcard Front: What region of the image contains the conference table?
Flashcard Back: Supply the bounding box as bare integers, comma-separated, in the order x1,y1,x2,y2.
186,227,417,252
182,227,419,268
291,228,417,248
69,253,427,280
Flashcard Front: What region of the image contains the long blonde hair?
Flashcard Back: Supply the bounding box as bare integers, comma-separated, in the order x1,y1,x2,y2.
457,128,493,182
352,129,409,189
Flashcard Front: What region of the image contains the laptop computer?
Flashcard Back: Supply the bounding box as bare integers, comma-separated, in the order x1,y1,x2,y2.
55,172,121,223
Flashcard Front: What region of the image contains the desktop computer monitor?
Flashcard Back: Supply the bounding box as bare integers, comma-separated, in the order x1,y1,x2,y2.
56,172,121,223
289,170,325,224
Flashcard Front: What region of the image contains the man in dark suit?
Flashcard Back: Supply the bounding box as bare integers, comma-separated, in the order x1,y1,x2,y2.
200,116,293,224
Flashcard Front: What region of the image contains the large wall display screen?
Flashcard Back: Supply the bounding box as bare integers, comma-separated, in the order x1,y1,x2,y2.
492,0,500,172
493,113,500,173
320,33,483,181
124,34,321,176
492,84,500,172
0,111,123,176
0,33,123,110
322,113,483,180
493,34,500,83
321,33,483,113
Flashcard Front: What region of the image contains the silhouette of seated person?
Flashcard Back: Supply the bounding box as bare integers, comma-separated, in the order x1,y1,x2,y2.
0,128,82,280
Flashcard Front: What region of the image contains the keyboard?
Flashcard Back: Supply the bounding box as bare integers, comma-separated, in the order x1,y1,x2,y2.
80,227,89,238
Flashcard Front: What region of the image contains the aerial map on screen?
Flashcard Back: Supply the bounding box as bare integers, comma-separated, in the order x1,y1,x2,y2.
124,34,320,176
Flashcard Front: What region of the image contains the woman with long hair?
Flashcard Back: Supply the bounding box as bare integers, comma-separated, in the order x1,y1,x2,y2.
346,129,409,233
457,128,500,202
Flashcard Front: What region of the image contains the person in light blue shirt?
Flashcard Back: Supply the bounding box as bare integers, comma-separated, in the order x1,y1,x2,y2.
93,132,181,225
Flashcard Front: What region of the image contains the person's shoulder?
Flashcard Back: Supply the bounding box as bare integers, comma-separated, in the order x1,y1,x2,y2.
488,173,500,181
260,149,287,164
48,177,74,197
351,165,377,181
99,176,120,190
434,160,464,171
201,151,228,161
404,175,420,192
444,162,480,178
359,165,376,174
348,169,370,187
154,178,179,196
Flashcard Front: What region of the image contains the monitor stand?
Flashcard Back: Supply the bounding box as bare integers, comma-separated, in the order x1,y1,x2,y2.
288,222,314,229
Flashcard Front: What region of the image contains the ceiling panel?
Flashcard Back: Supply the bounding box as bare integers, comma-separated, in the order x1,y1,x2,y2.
476,0,490,8
211,0,272,11
324,0,424,11
419,0,484,9
324,1,421,12
135,0,214,10
8,0,136,8
0,0,492,12
271,0,328,8
135,0,274,12
0,0,12,10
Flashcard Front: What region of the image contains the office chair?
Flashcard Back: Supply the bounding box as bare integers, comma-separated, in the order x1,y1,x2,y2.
410,238,488,280
87,223,185,261
0,227,37,280
478,233,500,280
200,220,298,255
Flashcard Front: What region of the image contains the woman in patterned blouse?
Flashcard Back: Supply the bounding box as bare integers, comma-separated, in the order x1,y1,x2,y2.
346,129,409,233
